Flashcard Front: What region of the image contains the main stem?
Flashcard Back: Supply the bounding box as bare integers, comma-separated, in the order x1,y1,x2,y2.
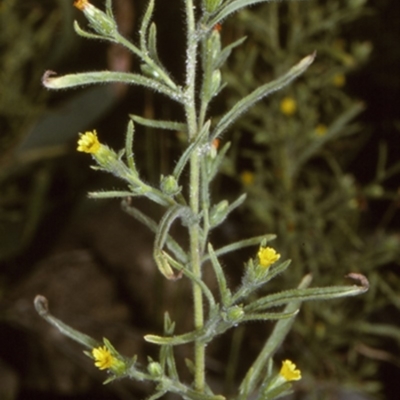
185,0,205,393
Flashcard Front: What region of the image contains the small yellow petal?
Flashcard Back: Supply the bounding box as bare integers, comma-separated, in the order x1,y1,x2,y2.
92,346,116,370
77,130,101,154
257,247,280,268
280,360,301,381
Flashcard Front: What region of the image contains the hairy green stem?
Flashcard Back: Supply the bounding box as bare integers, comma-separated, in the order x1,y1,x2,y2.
185,0,205,393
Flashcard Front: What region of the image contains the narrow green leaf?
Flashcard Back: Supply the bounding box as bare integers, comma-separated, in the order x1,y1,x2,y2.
225,193,247,218
130,114,187,132
154,206,189,254
148,23,162,65
242,309,298,322
262,260,292,286
121,200,187,262
42,70,183,102
207,0,283,27
214,36,247,69
88,190,137,199
34,295,99,349
208,243,231,306
173,121,211,180
207,141,231,181
238,275,312,400
205,234,276,261
140,0,155,51
144,331,198,346
125,120,136,171
211,52,316,140
74,20,106,41
245,275,369,313
105,0,114,18
164,252,216,309
209,193,247,229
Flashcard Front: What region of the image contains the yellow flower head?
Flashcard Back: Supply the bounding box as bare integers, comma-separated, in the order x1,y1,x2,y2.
314,124,327,136
73,0,89,11
77,130,101,154
92,346,116,370
257,247,280,268
332,73,346,87
280,360,301,381
240,170,255,186
280,97,297,116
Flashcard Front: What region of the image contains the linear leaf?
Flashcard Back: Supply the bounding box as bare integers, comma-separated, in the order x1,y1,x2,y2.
125,120,136,171
121,200,187,262
173,121,211,180
207,0,280,27
238,275,312,400
205,234,276,261
130,114,187,132
140,0,155,51
245,275,369,313
211,52,315,140
42,70,183,102
148,23,162,65
214,36,247,69
208,243,231,306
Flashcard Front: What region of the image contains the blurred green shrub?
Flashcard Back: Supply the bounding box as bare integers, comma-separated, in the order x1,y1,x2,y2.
220,0,400,397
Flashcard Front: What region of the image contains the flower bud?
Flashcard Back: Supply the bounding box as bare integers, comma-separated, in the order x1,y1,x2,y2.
160,175,181,196
74,0,117,37
209,200,229,227
223,305,245,323
147,361,163,377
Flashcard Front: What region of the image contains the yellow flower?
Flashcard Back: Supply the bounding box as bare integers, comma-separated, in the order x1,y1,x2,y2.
73,0,89,11
240,170,255,186
280,97,297,116
257,247,280,268
279,360,301,381
314,124,327,136
332,73,346,87
92,346,116,370
77,130,101,154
